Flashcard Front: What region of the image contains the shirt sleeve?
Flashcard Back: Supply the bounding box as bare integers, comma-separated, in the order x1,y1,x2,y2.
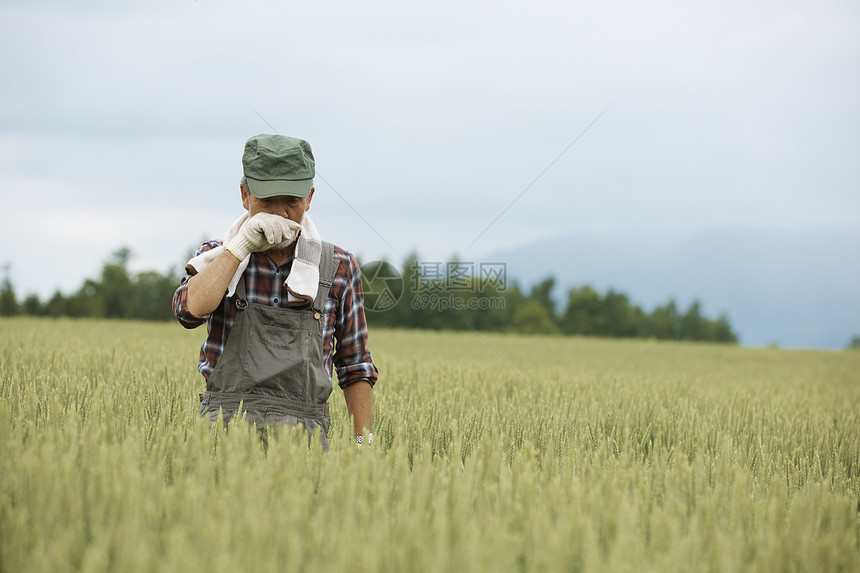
172,241,220,329
333,251,379,389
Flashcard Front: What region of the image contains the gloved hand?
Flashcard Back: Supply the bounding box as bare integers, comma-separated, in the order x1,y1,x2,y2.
225,213,302,261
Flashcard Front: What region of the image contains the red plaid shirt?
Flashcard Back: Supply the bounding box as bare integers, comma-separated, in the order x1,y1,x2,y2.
173,241,378,389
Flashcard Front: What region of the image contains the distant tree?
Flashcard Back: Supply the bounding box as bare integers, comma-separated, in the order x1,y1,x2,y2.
560,285,603,335
398,251,422,328
99,248,133,319
0,281,18,316
528,277,557,318
680,300,706,341
22,294,45,316
647,299,682,340
490,282,525,332
710,313,738,343
129,271,177,321
510,298,559,335
66,279,102,318
0,264,19,316
602,289,639,337
848,336,860,350
45,291,68,317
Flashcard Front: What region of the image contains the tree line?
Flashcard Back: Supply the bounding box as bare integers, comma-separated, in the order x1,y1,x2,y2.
361,253,738,343
0,249,177,322
1,248,738,343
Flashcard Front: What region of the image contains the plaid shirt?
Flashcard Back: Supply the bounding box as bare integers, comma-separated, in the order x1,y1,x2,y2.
173,241,378,389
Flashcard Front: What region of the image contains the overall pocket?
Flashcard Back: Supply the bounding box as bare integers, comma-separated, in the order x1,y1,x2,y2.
239,305,319,401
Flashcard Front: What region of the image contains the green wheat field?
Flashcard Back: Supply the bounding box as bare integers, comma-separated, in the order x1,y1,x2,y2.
1,317,858,572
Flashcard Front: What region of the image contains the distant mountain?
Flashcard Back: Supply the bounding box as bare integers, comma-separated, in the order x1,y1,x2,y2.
483,227,860,349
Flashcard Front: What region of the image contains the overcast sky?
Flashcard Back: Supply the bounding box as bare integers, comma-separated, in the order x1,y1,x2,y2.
1,0,858,309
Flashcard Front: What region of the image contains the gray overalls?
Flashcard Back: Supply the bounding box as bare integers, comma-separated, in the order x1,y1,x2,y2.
199,241,337,450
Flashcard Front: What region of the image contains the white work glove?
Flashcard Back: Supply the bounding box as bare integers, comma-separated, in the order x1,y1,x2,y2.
225,213,302,261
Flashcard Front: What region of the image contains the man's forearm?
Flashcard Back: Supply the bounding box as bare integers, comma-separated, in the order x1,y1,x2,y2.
343,380,373,436
185,250,241,317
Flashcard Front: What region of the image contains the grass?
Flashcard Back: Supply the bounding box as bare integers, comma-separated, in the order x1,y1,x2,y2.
1,317,858,572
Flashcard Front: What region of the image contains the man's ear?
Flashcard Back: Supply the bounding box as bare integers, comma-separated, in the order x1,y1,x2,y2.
305,187,315,211
241,183,250,210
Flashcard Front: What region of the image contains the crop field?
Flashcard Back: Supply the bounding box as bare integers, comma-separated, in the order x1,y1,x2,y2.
1,317,859,572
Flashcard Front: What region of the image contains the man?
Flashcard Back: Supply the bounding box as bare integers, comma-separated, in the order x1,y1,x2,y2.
173,134,377,450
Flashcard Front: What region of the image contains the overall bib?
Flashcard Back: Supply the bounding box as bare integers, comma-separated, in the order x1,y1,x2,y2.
200,242,337,450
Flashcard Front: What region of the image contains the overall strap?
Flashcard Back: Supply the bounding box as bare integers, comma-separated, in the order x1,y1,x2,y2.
235,272,248,309
313,241,337,314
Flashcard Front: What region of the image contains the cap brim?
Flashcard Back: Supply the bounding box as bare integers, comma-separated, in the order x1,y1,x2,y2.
246,176,312,198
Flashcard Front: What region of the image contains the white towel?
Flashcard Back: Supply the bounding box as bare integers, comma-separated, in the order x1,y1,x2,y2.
187,212,322,306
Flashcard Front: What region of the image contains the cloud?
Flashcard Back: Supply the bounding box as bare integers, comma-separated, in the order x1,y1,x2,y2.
1,0,858,337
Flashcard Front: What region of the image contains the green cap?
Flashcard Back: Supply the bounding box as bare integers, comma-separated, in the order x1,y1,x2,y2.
242,134,315,198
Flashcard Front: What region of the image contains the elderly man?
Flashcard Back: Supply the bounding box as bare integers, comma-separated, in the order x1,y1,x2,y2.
173,134,377,449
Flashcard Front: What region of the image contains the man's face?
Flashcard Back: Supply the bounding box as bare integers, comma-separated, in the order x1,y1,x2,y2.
241,185,314,224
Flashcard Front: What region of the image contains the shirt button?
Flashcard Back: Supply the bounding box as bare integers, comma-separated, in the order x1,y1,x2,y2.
314,312,321,320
